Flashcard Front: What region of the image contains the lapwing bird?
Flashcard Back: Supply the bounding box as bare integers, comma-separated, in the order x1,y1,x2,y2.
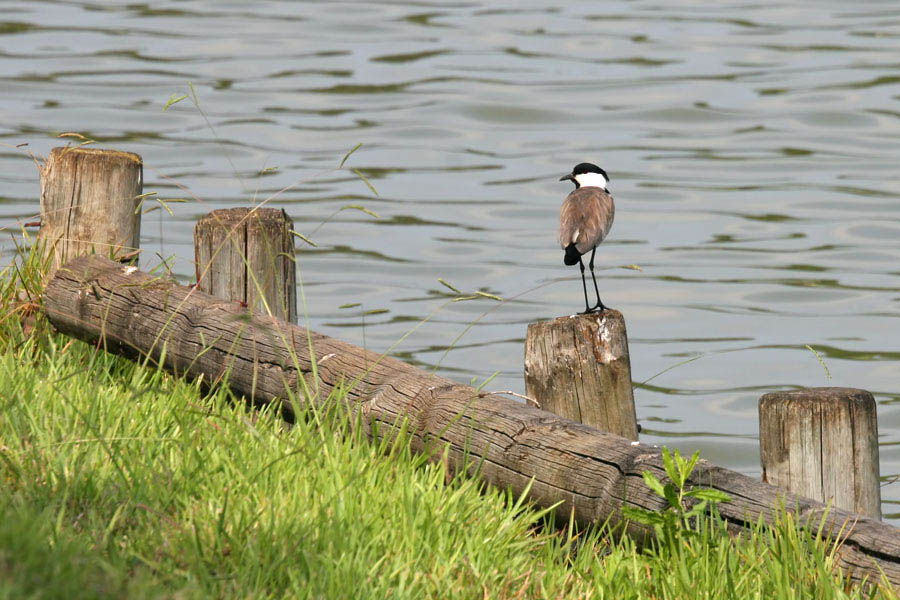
558,162,614,313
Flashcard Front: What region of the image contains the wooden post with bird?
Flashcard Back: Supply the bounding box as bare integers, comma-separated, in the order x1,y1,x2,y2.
525,310,638,439
759,387,881,519
38,146,143,278
194,207,297,323
524,163,638,439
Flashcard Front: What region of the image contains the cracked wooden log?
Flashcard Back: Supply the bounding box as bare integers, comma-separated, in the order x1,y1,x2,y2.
194,207,297,323
38,146,143,278
43,255,900,589
525,311,638,439
760,388,881,520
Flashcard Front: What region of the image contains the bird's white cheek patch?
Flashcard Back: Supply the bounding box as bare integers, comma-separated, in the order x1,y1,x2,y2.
573,172,608,189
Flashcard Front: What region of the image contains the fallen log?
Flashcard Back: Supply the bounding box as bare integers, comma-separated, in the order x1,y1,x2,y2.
43,255,900,589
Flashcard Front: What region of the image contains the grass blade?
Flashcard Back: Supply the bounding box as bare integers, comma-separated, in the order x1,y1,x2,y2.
352,169,379,197
339,143,363,168
438,278,461,294
164,93,187,111
290,230,318,247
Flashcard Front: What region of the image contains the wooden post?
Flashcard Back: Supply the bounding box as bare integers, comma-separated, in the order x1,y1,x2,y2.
194,207,297,323
759,387,881,519
525,310,638,440
38,146,143,277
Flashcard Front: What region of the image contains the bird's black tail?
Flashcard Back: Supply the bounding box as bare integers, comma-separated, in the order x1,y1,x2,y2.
563,243,581,266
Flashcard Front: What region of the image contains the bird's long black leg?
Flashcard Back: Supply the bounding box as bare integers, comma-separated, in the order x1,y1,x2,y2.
578,256,591,314
588,248,608,311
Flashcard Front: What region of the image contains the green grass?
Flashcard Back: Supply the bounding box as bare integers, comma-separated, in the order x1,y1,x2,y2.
0,249,896,599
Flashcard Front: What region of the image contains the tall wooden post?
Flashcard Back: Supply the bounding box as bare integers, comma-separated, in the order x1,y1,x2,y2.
759,387,881,519
525,310,638,440
38,146,143,277
194,207,297,323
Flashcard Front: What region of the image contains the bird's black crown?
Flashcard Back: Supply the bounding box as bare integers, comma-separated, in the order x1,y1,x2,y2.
572,162,609,181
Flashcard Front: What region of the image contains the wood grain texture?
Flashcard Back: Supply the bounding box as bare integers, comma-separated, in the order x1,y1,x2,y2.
43,256,900,589
525,311,638,440
38,147,142,277
760,387,881,519
194,207,297,323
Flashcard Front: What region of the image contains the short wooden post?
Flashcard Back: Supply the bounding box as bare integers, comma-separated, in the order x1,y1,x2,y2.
759,387,881,519
38,146,143,276
194,207,297,323
525,310,638,440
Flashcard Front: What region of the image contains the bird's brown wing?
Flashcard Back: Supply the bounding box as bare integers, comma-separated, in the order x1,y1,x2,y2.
558,187,615,255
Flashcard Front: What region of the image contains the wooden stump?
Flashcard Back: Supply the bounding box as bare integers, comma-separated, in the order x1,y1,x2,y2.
194,207,297,323
759,387,881,519
38,146,143,277
525,310,638,440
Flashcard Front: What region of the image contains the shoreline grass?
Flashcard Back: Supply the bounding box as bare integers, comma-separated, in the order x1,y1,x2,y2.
0,250,896,599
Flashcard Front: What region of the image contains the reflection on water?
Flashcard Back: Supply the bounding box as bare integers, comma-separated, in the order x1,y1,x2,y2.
1,1,899,520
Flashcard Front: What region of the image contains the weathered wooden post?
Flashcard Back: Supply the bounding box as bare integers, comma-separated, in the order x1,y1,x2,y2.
759,387,881,519
194,207,297,323
38,146,143,276
525,310,638,440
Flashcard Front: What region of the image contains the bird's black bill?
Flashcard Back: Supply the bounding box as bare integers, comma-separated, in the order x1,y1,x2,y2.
559,173,575,182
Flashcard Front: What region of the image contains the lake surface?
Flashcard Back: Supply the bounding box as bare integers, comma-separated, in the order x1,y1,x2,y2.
1,1,899,520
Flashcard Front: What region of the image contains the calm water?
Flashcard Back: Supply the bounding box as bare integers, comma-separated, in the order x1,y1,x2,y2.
1,1,899,520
